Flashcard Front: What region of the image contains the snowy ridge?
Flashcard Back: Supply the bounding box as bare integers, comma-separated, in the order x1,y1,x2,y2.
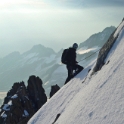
28,21,124,124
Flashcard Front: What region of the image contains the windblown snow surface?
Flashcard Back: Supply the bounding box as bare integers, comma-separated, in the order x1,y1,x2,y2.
28,21,124,124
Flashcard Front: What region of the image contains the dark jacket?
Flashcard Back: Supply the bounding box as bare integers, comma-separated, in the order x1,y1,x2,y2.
66,47,77,65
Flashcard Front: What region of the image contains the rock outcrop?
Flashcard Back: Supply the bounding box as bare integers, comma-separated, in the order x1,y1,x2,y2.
50,84,60,98
0,76,47,124
92,31,116,74
92,20,124,74
27,75,47,111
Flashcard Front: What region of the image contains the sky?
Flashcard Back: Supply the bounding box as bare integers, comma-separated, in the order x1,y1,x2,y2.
0,0,124,58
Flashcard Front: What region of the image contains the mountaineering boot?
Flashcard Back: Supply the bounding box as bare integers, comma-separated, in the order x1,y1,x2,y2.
74,66,84,76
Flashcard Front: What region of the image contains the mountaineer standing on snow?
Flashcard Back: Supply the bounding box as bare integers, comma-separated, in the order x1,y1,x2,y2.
61,43,84,84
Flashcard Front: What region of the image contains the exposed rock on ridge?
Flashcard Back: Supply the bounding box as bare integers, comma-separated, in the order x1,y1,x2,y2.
92,20,124,74
0,76,47,124
50,84,60,98
27,76,47,111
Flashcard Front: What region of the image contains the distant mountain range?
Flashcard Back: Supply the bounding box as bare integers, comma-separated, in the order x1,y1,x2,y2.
0,26,116,99
78,26,116,49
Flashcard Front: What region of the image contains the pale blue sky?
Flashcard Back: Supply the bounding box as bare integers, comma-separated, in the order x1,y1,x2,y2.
0,0,124,57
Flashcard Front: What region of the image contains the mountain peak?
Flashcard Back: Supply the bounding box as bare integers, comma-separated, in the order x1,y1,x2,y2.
31,44,45,51
102,26,116,33
78,26,116,49
23,44,56,57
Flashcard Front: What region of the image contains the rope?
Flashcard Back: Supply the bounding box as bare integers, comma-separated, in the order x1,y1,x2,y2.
78,48,101,63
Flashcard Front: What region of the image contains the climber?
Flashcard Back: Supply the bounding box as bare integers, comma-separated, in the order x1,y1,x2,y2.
61,43,84,84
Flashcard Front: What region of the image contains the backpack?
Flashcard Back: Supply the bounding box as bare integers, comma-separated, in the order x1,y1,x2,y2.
61,49,69,64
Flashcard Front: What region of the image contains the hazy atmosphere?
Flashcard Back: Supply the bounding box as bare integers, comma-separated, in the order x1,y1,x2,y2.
0,0,124,58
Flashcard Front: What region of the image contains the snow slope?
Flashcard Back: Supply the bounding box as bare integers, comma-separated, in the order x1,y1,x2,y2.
28,21,124,124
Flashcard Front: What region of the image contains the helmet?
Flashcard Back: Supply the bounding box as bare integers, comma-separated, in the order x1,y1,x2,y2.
72,43,78,49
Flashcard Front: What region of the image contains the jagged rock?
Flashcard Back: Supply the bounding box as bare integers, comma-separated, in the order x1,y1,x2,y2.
0,76,47,124
50,84,60,98
92,20,124,74
0,82,34,124
92,25,120,74
3,82,25,104
27,75,47,111
52,113,61,124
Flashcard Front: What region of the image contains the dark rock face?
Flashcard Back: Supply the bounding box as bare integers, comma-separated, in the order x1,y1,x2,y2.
92,21,124,74
3,82,25,104
52,113,61,124
50,84,60,98
0,76,47,124
92,31,116,73
27,75,47,111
